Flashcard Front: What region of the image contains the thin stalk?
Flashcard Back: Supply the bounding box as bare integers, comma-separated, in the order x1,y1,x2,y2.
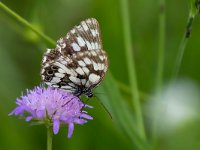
119,0,146,140
47,127,53,150
156,0,165,90
0,2,56,47
172,0,199,79
152,0,166,146
172,16,193,78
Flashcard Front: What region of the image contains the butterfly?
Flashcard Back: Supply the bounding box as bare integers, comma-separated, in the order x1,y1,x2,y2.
41,18,108,98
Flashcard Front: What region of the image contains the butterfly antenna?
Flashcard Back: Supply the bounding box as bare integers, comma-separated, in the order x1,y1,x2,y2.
93,95,112,120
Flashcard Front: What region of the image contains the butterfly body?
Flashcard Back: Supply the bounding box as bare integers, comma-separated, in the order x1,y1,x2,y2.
41,18,108,98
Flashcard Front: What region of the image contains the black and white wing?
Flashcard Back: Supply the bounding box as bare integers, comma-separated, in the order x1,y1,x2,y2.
41,18,108,95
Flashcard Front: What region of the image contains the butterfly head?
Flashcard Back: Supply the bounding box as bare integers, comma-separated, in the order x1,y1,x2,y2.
75,87,93,98
84,89,93,98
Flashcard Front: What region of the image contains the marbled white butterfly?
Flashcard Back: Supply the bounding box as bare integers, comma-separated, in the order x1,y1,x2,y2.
41,18,108,98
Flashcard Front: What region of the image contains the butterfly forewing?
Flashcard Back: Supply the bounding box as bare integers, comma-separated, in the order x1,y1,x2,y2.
41,18,108,97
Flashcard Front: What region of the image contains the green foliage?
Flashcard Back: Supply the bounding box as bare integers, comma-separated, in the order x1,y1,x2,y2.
0,0,200,150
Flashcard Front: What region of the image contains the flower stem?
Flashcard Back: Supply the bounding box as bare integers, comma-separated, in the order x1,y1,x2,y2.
156,0,165,91
47,127,53,150
119,0,146,140
172,0,199,79
0,2,56,47
172,17,192,79
152,0,166,146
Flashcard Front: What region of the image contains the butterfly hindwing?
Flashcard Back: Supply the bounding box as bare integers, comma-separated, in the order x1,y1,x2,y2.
41,18,108,97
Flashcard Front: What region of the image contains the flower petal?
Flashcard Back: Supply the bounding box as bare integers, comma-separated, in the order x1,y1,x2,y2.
36,110,44,118
53,119,60,134
74,118,87,124
26,116,33,121
9,107,24,116
67,123,74,138
80,114,93,120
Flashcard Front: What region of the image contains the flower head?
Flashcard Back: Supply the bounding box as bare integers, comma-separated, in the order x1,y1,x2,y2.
9,85,93,138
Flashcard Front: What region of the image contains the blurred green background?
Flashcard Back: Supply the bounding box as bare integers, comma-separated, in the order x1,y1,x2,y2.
0,0,200,150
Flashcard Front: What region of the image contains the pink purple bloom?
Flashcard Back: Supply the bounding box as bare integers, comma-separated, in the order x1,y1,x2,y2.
9,85,93,138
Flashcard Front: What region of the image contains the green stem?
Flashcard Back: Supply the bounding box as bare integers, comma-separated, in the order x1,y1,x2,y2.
119,0,146,140
47,127,53,150
172,16,193,78
172,0,199,79
152,0,166,146
156,0,165,90
0,2,56,47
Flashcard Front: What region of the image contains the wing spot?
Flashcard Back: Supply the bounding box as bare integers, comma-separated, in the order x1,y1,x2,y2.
84,57,91,64
85,41,92,50
91,29,97,37
47,70,54,75
44,63,50,68
45,82,52,85
86,19,92,24
42,56,47,63
85,81,90,87
95,42,99,49
91,42,96,50
55,73,65,78
100,64,105,70
104,65,108,72
75,67,85,75
97,63,103,70
51,77,61,83
69,76,81,85
92,61,98,71
82,67,90,75
41,75,45,80
71,29,75,33
41,69,45,74
78,60,86,67
91,51,97,56
46,49,51,54
58,68,65,73
68,83,76,87
61,60,67,65
56,46,62,52
81,22,89,31
57,38,66,48
81,79,87,85
61,85,72,89
77,37,85,47
89,73,100,83
52,85,59,88
51,66,58,70
71,43,81,51
99,56,104,61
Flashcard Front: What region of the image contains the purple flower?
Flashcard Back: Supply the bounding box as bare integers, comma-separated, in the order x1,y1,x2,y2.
9,85,93,138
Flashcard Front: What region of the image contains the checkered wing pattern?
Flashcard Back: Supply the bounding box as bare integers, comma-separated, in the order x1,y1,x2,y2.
41,18,108,97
